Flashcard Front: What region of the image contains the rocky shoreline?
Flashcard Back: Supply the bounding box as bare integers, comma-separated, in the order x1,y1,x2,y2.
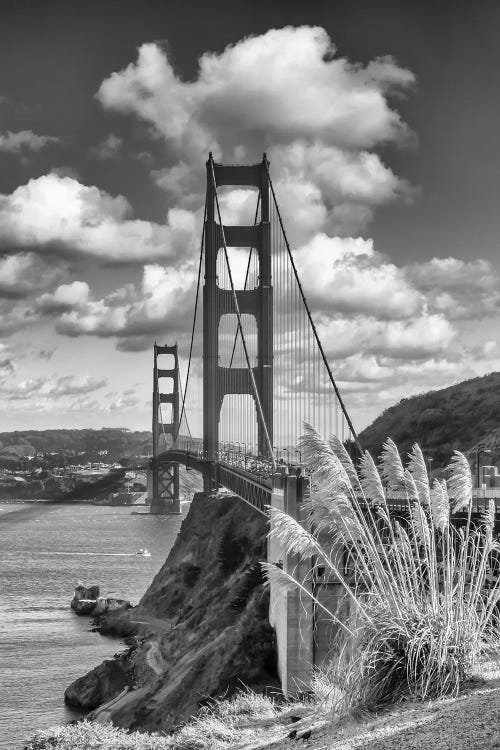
70,584,131,617
63,492,279,733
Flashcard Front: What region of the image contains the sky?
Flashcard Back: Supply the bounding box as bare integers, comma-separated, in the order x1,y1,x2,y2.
1,0,500,434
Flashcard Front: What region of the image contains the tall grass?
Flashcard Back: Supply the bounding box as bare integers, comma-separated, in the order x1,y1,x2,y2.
264,425,500,710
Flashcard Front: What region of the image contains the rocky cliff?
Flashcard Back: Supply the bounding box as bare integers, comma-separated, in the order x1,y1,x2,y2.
65,492,278,734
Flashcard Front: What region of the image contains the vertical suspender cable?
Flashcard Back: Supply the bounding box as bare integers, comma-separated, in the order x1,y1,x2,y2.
265,163,362,455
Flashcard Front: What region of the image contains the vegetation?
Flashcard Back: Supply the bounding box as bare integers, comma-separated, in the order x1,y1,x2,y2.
264,424,500,711
26,692,288,750
359,370,500,468
0,428,151,468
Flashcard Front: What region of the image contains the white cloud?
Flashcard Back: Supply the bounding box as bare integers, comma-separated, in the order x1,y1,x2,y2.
0,374,107,400
293,234,423,320
98,27,415,239
316,313,457,360
98,28,414,153
36,281,90,313
0,253,63,298
269,142,414,240
88,133,123,159
0,130,59,154
408,257,500,319
55,263,197,345
0,173,198,263
0,357,15,378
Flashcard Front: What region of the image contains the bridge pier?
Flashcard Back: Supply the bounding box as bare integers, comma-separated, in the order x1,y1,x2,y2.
268,470,314,697
151,343,181,515
268,469,348,696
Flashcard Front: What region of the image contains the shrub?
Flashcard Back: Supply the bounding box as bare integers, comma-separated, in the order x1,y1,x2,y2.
264,424,500,711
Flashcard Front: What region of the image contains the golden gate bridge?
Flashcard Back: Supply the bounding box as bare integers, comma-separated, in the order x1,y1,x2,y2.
150,153,359,516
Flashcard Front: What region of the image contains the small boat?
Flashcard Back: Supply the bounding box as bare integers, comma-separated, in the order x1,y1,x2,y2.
135,548,151,557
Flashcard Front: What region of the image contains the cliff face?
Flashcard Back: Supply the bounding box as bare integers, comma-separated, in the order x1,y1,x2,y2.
67,492,278,734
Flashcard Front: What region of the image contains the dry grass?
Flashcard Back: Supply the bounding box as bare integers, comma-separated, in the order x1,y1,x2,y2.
25,690,303,750
264,426,500,711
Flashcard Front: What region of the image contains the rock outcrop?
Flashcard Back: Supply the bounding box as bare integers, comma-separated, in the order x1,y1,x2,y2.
71,584,131,617
64,652,134,709
67,492,278,734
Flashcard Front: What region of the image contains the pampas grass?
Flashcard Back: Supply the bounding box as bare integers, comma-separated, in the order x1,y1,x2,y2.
265,424,500,710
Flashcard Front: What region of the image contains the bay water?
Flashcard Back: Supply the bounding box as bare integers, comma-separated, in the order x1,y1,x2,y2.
0,500,184,749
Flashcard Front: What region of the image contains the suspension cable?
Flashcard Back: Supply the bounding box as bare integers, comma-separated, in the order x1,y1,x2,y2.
209,157,276,470
174,196,207,444
264,162,362,454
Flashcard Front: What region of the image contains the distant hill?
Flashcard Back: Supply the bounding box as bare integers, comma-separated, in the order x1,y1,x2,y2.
358,372,500,468
0,428,151,465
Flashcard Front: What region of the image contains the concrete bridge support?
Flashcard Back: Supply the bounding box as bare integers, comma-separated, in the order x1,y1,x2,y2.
268,470,314,697
268,470,348,696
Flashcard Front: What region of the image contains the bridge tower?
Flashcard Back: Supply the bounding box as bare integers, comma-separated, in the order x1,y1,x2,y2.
150,343,181,514
203,154,273,491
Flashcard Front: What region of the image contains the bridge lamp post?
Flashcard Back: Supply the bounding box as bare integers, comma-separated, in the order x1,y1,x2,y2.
476,445,491,489
427,456,433,479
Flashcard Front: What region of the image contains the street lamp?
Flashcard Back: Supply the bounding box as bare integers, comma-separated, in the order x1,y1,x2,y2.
295,449,302,464
476,445,492,488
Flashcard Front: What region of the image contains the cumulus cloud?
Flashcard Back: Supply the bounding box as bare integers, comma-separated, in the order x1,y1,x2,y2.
0,129,59,154
0,173,198,263
98,27,415,241
269,142,414,240
36,281,90,313
54,263,197,347
316,313,456,360
293,234,423,320
88,133,124,160
0,358,15,378
98,28,413,154
0,253,64,298
408,257,500,319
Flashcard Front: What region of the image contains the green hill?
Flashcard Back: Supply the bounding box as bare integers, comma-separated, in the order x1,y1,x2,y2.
358,371,500,468
0,428,151,467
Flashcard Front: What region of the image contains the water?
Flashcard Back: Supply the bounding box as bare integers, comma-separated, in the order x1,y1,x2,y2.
0,501,184,749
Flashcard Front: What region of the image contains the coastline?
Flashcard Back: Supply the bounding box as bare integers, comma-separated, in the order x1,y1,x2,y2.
59,492,279,735
0,501,182,749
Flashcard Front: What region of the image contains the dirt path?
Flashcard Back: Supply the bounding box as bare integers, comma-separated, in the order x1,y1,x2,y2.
144,639,164,675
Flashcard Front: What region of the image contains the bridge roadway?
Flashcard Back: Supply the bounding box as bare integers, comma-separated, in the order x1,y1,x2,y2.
155,448,500,521
156,448,275,513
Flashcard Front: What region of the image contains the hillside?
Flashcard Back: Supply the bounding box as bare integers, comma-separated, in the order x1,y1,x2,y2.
0,428,151,468
359,371,500,468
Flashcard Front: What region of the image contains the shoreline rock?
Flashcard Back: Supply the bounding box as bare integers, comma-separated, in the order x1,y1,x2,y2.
71,584,131,618
64,651,134,709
